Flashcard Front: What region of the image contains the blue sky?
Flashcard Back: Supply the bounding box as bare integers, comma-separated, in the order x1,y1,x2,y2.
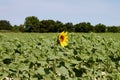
0,0,120,26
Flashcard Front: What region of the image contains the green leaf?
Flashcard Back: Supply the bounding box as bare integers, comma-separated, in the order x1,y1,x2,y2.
37,67,45,75
56,67,69,76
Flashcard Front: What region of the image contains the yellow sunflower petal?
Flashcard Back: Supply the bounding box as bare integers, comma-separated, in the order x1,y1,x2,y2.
58,31,68,47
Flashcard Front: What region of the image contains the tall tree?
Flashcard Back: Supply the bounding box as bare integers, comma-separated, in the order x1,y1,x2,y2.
107,26,119,33
75,22,93,32
39,20,64,32
41,20,56,32
24,16,40,32
94,23,106,32
64,22,74,32
0,20,12,30
55,21,64,32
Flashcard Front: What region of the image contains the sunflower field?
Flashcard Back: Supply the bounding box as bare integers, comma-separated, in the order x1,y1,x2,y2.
0,32,120,80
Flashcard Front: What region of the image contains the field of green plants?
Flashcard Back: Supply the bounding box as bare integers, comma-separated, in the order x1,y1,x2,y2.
0,33,120,80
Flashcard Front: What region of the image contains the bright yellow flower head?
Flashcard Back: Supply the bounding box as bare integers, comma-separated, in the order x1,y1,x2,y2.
58,31,68,47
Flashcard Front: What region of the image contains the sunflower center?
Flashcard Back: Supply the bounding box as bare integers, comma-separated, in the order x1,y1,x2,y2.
60,35,64,42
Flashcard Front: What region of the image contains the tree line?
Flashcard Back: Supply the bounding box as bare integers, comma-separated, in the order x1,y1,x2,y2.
0,16,120,33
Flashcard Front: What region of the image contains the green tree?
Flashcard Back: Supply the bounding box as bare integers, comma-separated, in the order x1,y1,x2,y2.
75,22,93,32
12,24,25,32
118,26,120,32
39,20,48,32
41,20,57,32
39,20,64,32
55,21,64,32
94,23,106,32
39,20,54,32
12,25,19,32
0,20,12,30
107,26,119,33
64,22,74,32
24,16,40,32
19,24,25,32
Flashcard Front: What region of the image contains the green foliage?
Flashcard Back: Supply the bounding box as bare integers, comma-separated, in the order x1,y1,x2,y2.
75,22,93,32
40,20,60,32
107,26,119,33
95,23,106,32
64,22,74,32
0,33,120,80
24,16,40,32
0,20,12,30
1,18,120,33
12,24,25,32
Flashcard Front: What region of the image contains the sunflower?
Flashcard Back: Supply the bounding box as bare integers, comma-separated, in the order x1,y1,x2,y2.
58,31,68,47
